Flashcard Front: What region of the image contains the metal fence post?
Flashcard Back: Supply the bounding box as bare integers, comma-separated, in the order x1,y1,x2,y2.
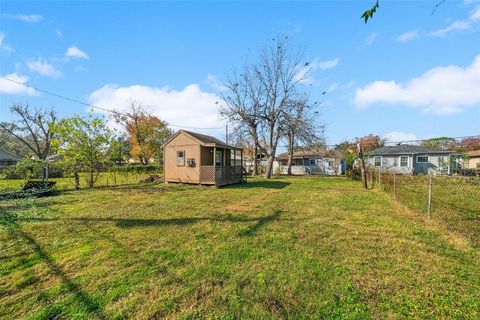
427,173,433,218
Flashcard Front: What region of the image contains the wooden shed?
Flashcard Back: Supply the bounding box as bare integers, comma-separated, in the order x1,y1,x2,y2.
163,130,244,186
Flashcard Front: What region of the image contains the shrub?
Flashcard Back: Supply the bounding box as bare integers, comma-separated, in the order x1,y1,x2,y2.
346,167,361,180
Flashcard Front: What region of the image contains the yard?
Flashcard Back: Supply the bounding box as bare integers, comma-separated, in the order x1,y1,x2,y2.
1,176,479,319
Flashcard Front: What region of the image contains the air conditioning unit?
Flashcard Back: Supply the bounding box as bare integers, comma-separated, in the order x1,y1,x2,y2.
187,158,195,167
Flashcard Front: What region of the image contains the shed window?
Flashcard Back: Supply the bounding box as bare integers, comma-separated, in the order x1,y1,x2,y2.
374,156,382,167
176,151,185,166
400,156,409,167
417,155,428,163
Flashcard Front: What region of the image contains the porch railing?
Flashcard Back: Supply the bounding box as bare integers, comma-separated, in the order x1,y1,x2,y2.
200,165,243,183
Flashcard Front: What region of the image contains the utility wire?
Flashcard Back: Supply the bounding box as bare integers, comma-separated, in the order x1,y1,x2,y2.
0,76,224,130
2,76,479,145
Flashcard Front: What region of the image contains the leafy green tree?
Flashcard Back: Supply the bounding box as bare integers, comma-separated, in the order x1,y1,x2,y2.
420,137,456,151
53,115,113,189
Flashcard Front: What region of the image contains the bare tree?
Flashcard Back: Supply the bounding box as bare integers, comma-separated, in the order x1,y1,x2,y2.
221,66,263,175
222,37,309,178
0,103,56,180
281,97,323,175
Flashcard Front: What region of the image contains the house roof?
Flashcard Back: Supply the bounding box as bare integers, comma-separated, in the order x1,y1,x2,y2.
277,149,328,160
163,130,242,150
0,147,22,160
369,144,454,155
467,150,480,157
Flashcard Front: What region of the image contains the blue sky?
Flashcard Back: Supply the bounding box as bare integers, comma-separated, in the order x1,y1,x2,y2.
1,0,479,146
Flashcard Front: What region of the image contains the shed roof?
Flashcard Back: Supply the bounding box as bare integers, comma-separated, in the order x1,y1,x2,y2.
163,130,242,150
467,150,480,157
369,144,454,155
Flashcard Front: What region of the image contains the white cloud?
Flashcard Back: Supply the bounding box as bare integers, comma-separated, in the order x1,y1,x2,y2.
364,33,378,46
316,58,340,70
431,21,471,37
354,55,480,115
383,131,417,143
0,33,14,53
65,46,89,59
431,5,480,37
88,83,222,133
56,28,63,37
26,58,62,78
327,82,339,93
4,14,43,23
0,73,37,95
296,57,340,85
470,5,480,21
205,74,227,92
396,30,420,42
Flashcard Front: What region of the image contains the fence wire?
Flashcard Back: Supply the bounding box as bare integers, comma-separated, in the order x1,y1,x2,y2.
367,169,480,248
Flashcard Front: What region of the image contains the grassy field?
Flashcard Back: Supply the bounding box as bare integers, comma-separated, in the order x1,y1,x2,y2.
370,172,480,248
1,176,479,319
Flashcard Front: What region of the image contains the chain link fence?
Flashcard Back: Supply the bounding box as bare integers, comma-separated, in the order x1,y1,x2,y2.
367,169,480,248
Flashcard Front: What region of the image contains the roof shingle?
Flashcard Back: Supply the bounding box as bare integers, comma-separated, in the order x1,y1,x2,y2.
369,144,453,155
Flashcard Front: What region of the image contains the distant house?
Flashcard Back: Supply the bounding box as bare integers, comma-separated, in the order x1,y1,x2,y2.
163,130,244,186
368,145,456,175
467,150,480,169
277,150,344,175
0,147,22,169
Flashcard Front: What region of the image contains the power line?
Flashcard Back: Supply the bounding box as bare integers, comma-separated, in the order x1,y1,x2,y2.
0,76,224,130
2,76,479,145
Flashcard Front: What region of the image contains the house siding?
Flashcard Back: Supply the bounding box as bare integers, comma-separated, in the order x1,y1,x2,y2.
371,155,413,174
164,133,201,184
369,153,452,175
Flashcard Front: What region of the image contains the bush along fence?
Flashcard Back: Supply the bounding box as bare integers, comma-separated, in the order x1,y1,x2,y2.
367,169,480,248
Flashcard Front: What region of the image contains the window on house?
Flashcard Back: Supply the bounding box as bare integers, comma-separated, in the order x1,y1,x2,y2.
417,155,429,163
400,156,409,167
176,151,185,166
328,160,335,167
374,156,382,167
310,159,316,165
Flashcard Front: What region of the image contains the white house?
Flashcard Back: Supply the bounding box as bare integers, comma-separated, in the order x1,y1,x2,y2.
368,145,456,175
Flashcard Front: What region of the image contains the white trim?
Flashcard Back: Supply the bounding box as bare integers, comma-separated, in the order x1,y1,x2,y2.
416,155,429,163
399,155,409,167
373,156,382,167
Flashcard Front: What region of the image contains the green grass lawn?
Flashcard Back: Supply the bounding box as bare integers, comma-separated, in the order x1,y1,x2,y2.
1,176,479,319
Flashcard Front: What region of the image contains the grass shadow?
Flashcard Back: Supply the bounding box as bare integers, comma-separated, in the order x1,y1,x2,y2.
2,212,107,319
225,180,290,190
238,210,281,237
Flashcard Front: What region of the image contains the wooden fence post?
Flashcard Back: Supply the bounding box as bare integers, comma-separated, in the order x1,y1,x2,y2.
427,173,433,218
378,170,381,190
393,172,396,200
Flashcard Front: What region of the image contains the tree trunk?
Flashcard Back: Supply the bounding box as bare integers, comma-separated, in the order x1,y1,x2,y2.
74,171,80,190
265,152,275,179
287,153,293,175
43,164,49,182
252,144,258,176
89,170,94,188
287,132,294,176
